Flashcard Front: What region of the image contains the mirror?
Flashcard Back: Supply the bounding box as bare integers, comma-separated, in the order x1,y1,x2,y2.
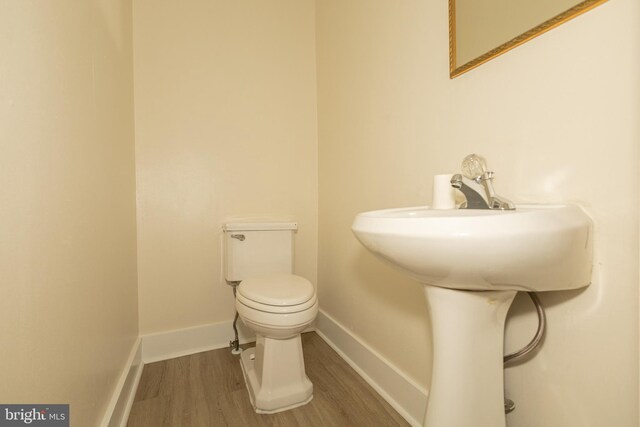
449,0,607,78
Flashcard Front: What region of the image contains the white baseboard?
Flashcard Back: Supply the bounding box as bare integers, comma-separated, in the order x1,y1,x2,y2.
101,337,144,427
141,318,317,363
315,309,427,427
141,319,256,363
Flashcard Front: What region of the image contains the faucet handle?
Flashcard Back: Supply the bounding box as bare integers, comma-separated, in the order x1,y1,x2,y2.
461,154,488,181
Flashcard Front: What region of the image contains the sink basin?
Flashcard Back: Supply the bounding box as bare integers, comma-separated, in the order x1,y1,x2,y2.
352,204,593,291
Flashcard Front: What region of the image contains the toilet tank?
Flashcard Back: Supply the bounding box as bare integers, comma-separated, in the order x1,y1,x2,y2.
223,222,297,282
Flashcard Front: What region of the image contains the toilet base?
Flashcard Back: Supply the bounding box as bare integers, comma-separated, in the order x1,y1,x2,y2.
239,334,313,414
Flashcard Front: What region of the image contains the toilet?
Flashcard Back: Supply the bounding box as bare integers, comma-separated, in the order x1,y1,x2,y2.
223,222,318,414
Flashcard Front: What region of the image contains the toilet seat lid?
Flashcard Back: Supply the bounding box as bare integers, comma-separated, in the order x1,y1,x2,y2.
238,273,315,306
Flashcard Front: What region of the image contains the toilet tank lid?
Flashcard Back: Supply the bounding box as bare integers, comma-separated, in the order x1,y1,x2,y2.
223,222,297,231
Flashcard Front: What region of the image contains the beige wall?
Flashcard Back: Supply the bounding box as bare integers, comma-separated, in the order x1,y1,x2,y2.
317,0,639,425
133,0,318,334
0,2,138,426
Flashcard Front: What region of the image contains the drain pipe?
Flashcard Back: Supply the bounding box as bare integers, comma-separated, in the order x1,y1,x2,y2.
503,292,547,413
229,282,242,355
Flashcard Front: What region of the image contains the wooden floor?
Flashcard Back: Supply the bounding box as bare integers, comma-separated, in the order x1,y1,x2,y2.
127,332,409,427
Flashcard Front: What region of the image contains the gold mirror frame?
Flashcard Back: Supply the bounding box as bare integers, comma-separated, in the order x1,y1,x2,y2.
449,0,608,78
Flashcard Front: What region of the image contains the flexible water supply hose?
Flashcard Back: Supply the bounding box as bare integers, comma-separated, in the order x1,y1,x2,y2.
503,292,546,414
229,283,242,355
503,292,546,365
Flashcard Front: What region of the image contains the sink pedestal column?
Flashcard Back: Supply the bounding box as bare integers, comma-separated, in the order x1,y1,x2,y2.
423,286,516,427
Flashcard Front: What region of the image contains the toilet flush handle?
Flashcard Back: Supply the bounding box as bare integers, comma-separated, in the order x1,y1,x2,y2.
230,234,245,241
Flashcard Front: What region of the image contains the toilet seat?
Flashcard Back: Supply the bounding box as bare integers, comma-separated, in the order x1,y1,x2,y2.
236,298,318,332
237,292,317,314
238,273,316,314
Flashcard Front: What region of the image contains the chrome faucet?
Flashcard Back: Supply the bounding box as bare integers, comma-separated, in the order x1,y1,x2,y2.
450,154,515,210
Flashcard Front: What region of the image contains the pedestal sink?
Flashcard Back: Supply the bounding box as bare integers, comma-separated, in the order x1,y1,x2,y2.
352,204,593,427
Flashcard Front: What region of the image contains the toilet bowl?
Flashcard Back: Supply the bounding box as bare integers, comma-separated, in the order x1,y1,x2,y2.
236,278,318,339
236,273,318,413
223,222,318,414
